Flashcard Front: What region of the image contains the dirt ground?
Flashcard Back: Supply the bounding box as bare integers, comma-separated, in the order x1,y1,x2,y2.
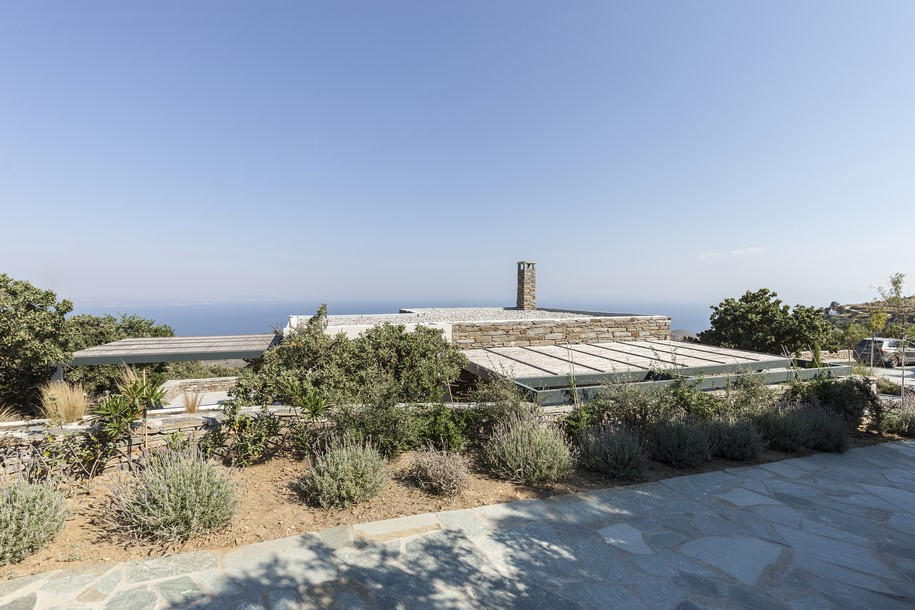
2,432,892,581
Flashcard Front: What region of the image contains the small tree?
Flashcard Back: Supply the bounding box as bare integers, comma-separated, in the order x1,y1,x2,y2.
698,289,837,357
0,274,72,413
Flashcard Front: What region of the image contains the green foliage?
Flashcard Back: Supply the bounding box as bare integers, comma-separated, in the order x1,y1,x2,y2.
707,419,765,461
726,375,776,417
753,408,806,452
107,448,237,543
233,307,466,407
299,437,387,508
645,420,711,468
202,404,283,466
415,403,469,451
884,407,915,436
329,401,422,459
483,414,574,485
165,360,241,380
65,313,174,397
698,288,838,356
838,323,869,353
281,377,328,421
577,426,648,480
562,383,675,439
408,448,469,496
0,480,67,566
787,377,878,431
798,410,849,453
0,274,72,413
667,379,729,420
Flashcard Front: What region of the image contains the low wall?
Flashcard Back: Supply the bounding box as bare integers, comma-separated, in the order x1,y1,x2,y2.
160,376,238,402
451,315,671,349
1,402,567,479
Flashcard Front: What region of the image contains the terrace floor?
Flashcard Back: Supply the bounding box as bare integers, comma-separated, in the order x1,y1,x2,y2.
3,441,914,608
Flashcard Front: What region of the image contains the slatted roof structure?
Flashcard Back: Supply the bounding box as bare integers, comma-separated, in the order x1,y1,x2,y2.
462,339,849,405
70,334,280,366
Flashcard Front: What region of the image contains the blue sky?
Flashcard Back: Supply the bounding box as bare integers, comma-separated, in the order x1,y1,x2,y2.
2,1,914,314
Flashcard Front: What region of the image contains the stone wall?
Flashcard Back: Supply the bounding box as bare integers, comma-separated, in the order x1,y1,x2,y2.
0,402,568,479
160,376,238,402
451,315,671,349
0,406,296,479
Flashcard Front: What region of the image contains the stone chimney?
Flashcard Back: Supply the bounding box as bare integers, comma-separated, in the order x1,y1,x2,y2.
516,261,536,310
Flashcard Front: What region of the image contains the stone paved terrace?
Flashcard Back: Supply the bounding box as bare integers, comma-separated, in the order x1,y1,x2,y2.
3,442,914,609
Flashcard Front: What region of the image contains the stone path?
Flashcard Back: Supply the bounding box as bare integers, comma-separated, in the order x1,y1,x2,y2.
2,441,915,609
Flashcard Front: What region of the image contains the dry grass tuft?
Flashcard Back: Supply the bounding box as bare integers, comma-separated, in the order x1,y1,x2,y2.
183,388,203,414
0,406,23,423
39,381,88,423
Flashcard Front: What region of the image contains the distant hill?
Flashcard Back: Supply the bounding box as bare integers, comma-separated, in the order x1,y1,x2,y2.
671,329,697,342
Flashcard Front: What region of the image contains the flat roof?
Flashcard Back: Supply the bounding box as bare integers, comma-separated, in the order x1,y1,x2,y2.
464,339,788,389
292,307,667,329
70,334,279,365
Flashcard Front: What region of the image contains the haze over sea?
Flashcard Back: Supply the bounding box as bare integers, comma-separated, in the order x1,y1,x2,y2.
71,301,713,337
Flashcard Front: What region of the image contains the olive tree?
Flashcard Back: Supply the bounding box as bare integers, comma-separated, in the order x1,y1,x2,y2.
698,288,838,357
0,274,72,412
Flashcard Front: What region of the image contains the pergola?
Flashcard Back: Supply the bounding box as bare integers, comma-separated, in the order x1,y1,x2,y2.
56,334,280,378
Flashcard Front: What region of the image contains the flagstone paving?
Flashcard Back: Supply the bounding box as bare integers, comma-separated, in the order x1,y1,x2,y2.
2,441,914,609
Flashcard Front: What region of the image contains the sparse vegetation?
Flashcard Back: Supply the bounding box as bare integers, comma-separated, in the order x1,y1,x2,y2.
299,437,387,508
408,448,468,496
1,480,67,566
484,414,574,485
107,448,237,543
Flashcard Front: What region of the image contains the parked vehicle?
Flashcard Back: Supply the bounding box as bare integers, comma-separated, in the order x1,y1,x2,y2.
853,338,915,368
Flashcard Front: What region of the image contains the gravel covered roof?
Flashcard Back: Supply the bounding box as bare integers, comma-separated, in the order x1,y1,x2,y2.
323,307,656,326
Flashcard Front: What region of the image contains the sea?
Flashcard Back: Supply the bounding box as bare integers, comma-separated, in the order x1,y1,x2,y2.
71,301,712,337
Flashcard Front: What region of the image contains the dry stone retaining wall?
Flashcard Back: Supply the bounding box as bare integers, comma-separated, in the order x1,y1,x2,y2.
451,315,670,349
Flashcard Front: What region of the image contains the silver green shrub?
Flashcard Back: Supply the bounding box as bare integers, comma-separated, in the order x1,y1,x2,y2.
577,426,648,480
1,480,67,566
107,448,237,543
484,414,574,485
299,437,386,508
884,408,915,437
707,419,765,461
646,420,711,468
409,448,468,496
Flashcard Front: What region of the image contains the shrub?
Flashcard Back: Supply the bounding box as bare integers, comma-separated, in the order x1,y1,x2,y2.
753,408,806,452
233,307,467,406
787,377,878,431
0,480,67,566
707,419,765,461
577,426,648,480
416,403,468,451
409,448,468,496
667,379,728,420
0,274,72,413
330,401,423,459
107,448,237,543
38,381,88,423
566,383,675,437
645,420,711,468
798,409,849,453
299,437,387,508
884,408,915,436
726,375,776,417
483,414,574,485
199,403,284,466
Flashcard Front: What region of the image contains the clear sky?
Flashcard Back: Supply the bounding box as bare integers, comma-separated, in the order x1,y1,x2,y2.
2,1,914,313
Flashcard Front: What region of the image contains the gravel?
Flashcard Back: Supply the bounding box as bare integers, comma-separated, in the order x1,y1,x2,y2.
322,307,646,326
